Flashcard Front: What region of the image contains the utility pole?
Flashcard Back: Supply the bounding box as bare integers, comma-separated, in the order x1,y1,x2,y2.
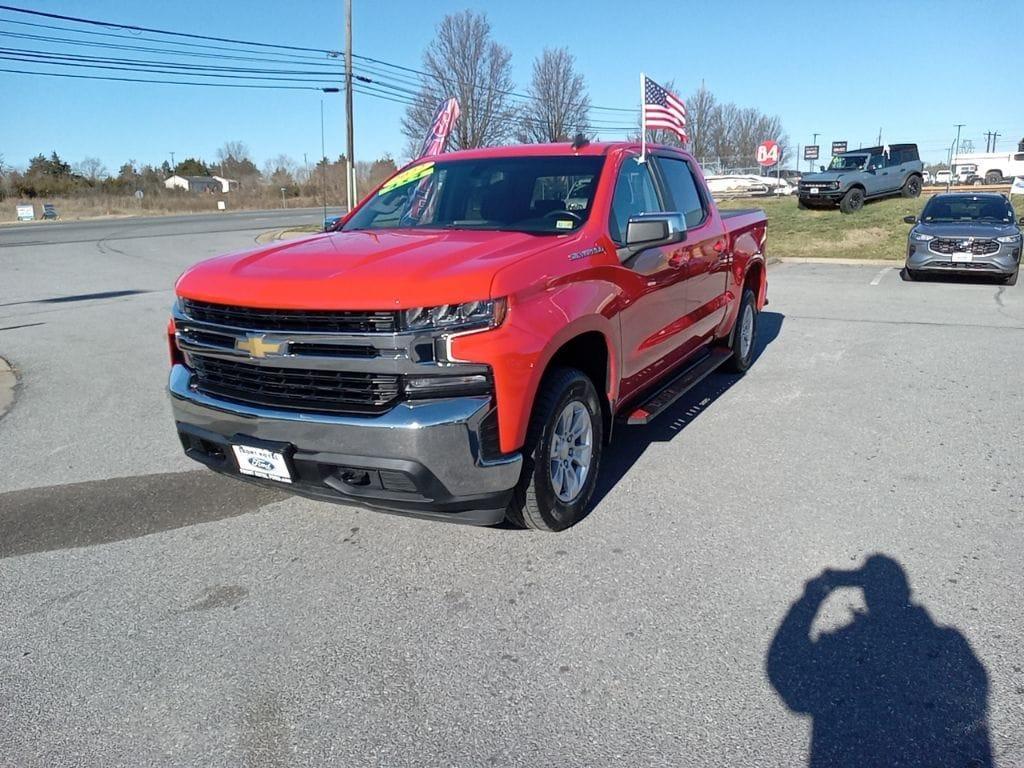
321,99,328,226
949,124,965,192
169,151,175,172
810,133,819,172
990,131,1001,152
344,0,356,212
876,127,882,145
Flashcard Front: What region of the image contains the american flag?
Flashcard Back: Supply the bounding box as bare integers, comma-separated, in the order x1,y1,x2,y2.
642,76,688,143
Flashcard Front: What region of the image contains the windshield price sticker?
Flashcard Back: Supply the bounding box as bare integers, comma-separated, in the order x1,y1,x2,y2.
379,162,435,195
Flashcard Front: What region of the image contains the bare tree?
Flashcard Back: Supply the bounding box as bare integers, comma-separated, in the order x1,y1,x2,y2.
401,11,516,155
683,84,718,160
74,156,108,181
216,140,260,182
517,48,590,143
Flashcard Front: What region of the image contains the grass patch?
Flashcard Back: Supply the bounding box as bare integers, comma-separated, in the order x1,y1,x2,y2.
717,193,934,260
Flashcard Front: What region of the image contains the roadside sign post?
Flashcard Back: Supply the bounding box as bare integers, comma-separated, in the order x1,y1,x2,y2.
804,145,820,172
756,140,781,170
831,141,847,156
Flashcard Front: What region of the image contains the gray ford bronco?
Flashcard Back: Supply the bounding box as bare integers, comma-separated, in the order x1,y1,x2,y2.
798,144,924,213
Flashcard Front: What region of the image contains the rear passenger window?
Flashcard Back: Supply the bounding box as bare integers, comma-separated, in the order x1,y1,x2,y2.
608,157,662,244
657,156,707,229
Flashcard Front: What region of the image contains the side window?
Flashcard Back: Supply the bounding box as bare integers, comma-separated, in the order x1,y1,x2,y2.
869,153,885,170
657,156,707,229
608,156,661,244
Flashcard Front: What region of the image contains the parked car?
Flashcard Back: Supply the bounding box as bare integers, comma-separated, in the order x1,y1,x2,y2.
904,193,1022,284
798,144,924,213
955,164,977,184
167,141,768,531
921,170,933,185
934,170,953,186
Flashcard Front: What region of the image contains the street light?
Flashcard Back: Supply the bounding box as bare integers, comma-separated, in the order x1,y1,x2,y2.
321,87,341,227
949,123,965,192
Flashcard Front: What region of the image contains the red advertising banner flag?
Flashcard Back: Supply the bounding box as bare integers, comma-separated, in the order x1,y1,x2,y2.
417,98,461,159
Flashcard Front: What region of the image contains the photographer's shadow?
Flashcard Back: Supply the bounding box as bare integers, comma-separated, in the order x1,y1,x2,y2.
767,555,992,767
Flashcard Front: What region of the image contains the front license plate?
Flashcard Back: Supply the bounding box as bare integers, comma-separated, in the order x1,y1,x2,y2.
951,253,972,263
809,187,819,194
232,444,293,483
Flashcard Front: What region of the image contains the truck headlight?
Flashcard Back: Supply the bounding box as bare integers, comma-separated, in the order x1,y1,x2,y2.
911,231,935,242
996,234,1022,243
404,298,507,331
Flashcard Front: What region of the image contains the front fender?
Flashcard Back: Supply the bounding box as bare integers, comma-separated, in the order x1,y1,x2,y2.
451,280,620,454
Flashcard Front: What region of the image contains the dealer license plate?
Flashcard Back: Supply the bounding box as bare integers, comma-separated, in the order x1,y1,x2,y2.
809,187,819,194
951,253,972,263
232,444,293,483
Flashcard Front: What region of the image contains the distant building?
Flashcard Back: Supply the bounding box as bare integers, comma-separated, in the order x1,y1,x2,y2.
164,175,238,193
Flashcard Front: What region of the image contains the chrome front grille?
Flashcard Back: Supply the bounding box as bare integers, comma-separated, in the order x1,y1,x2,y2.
181,299,400,333
191,356,401,415
929,238,999,256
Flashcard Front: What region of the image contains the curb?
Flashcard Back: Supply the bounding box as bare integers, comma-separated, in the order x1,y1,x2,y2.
0,357,17,422
255,226,320,244
779,256,903,266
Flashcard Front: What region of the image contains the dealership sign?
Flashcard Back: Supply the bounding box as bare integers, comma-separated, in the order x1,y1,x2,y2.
831,141,848,155
15,204,34,221
803,145,820,161
756,140,781,167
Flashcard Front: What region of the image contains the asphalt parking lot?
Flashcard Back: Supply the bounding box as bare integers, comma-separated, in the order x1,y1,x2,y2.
1,214,1022,767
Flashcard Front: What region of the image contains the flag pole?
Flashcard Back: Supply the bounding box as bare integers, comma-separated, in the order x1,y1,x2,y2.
639,72,646,163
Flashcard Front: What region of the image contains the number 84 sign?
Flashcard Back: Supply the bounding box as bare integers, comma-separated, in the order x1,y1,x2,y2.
756,140,781,167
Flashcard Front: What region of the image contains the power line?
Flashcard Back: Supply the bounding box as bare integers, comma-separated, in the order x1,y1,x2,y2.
0,7,638,116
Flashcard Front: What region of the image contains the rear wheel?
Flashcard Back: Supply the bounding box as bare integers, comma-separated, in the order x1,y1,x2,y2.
505,368,603,532
839,187,865,214
901,175,923,198
723,288,758,373
985,171,1002,185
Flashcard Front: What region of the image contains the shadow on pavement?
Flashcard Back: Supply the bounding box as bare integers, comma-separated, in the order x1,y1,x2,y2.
590,310,784,509
767,554,992,767
900,267,1015,286
0,471,287,559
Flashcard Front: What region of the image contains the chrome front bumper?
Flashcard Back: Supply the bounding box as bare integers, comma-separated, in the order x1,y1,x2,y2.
168,364,522,523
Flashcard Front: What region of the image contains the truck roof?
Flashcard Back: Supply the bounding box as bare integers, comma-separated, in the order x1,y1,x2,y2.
839,143,917,156
420,141,678,162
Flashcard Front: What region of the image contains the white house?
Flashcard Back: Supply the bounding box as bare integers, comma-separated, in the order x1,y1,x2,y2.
163,175,238,193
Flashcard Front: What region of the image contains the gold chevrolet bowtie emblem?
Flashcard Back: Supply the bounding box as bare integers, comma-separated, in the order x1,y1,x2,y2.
235,333,283,358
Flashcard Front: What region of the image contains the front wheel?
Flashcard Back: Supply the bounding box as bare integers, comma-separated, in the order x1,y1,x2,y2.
839,187,865,214
723,288,758,373
1006,270,1019,286
505,368,603,532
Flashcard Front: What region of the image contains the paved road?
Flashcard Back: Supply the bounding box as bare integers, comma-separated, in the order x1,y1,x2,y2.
1,218,1022,766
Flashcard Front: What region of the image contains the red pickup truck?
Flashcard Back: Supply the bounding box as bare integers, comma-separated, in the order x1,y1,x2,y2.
168,141,767,531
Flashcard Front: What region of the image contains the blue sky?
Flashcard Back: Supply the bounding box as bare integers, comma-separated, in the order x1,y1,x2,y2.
1,0,1021,173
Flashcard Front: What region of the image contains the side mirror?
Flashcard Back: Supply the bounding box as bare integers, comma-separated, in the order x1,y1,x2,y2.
820,165,825,172
1019,216,1024,226
625,212,687,248
903,215,917,224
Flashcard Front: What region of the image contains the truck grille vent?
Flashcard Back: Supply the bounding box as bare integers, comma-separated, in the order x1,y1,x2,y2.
191,355,400,415
182,299,400,334
930,238,999,256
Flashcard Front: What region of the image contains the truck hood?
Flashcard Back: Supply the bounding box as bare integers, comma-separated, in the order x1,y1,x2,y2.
913,222,1020,238
175,228,568,309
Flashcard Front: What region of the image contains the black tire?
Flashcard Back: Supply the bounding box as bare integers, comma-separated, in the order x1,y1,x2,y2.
901,175,923,198
904,268,920,281
839,187,865,214
1005,270,1019,286
797,198,808,210
985,171,1002,185
505,367,603,532
722,288,758,374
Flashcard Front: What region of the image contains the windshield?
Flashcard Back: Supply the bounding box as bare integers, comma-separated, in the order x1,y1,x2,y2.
921,196,1014,223
828,154,868,171
343,155,605,234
